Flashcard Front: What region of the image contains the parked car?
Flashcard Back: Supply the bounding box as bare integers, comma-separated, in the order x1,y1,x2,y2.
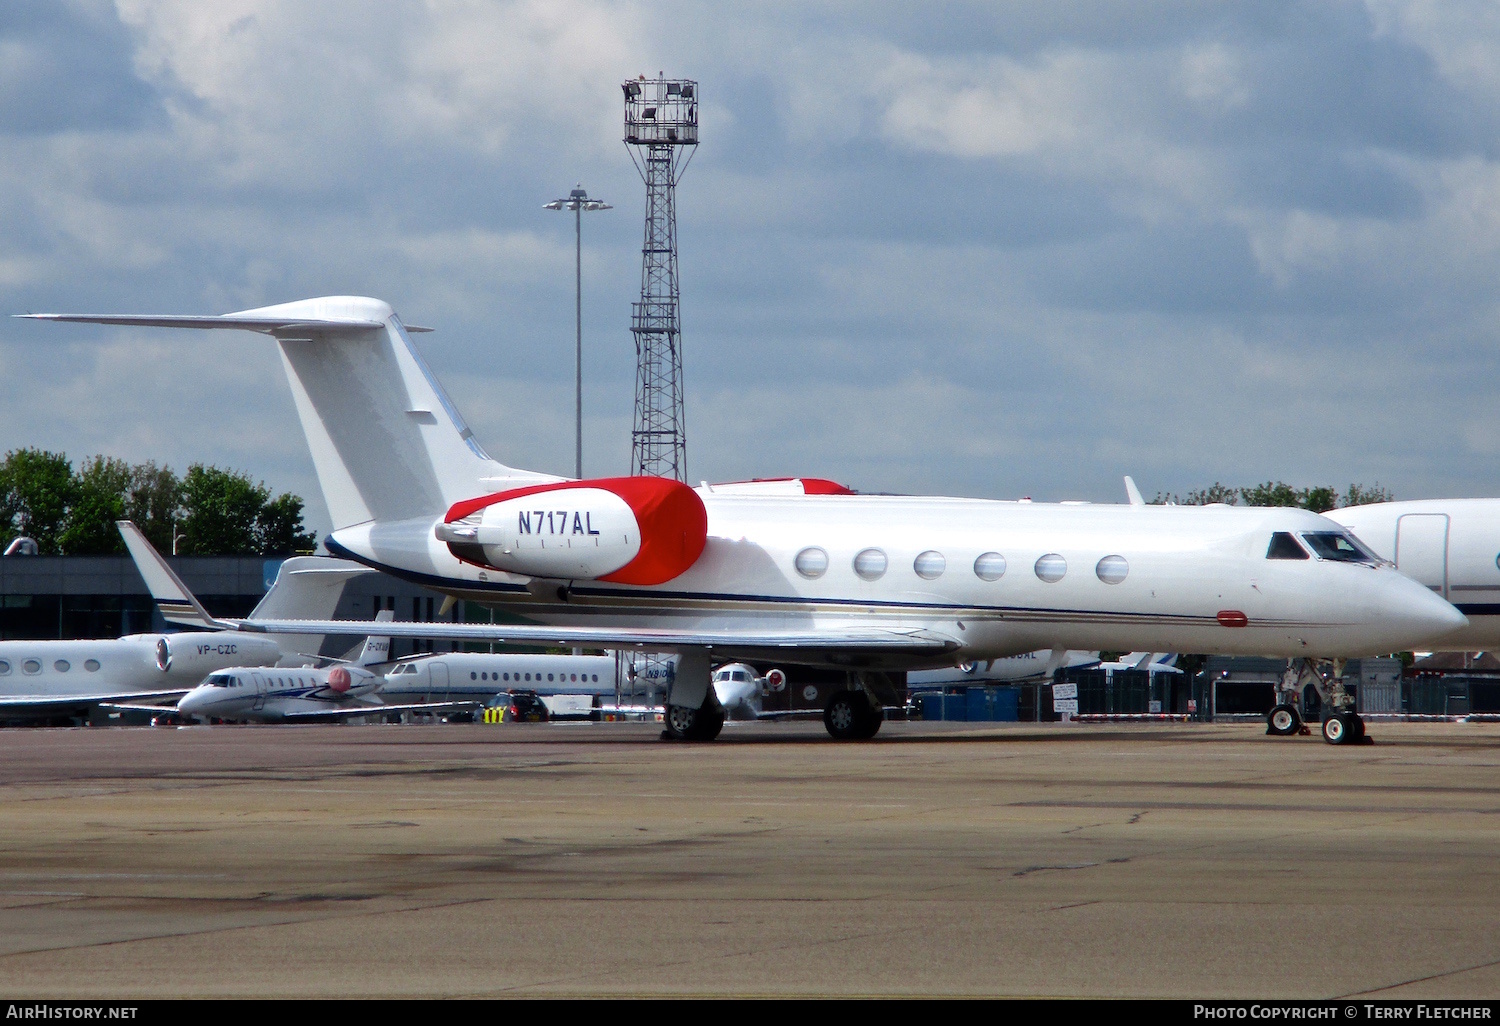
487,690,550,723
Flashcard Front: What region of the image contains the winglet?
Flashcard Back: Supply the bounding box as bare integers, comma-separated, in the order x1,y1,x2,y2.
1124,476,1145,506
117,521,235,630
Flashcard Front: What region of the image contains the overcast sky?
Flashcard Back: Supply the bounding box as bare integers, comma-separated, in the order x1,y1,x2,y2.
4,1,1500,540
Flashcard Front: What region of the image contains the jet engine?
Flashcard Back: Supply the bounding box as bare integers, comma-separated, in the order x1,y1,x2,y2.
435,477,708,586
327,666,352,693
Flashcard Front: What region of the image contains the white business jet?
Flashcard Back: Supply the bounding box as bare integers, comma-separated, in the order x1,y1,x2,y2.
21,296,1466,744
167,625,477,723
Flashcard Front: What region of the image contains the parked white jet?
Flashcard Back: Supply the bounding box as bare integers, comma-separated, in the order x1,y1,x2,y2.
168,624,480,723
379,651,616,703
24,296,1467,742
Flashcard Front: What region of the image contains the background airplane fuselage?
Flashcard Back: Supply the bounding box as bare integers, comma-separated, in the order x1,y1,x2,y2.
0,633,283,699
329,496,1462,664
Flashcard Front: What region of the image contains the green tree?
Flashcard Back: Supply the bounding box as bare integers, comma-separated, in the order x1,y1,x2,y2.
1341,482,1393,508
257,492,316,555
178,464,268,555
58,455,130,554
0,448,75,554
178,464,316,555
123,461,181,554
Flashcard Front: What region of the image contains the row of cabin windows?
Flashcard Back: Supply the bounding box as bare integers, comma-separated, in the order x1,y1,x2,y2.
469,671,600,683
793,548,1130,586
0,658,103,675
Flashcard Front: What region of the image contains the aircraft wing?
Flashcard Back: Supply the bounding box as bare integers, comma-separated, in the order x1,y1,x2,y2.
0,690,191,714
237,618,961,661
280,699,484,721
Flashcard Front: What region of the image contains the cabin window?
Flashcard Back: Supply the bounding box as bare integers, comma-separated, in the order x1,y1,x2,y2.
1300,532,1380,565
914,551,946,580
794,547,829,579
1035,553,1067,583
504,673,510,681
973,552,1006,581
0,660,9,675
1096,555,1129,585
570,674,577,682
85,659,100,672
1267,532,1309,560
853,548,888,581
591,674,598,682
53,660,69,672
22,659,40,675
548,673,554,682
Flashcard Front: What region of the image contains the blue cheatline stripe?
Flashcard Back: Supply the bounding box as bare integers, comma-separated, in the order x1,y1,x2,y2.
321,540,1336,631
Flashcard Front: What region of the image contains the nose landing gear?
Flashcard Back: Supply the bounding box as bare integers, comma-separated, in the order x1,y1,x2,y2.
1266,659,1371,745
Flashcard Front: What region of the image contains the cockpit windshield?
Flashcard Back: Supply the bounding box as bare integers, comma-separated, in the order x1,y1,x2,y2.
1300,531,1381,565
207,674,235,688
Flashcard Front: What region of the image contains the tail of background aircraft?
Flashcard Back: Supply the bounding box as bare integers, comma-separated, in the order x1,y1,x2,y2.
120,519,380,661
28,297,558,531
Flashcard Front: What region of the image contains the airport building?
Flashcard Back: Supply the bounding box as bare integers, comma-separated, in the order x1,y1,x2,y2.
0,553,471,660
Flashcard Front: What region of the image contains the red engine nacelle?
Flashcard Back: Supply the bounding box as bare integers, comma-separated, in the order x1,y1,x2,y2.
435,477,708,586
328,666,352,693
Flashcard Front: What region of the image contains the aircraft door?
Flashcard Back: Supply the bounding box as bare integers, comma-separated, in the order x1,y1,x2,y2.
1396,514,1450,598
429,662,449,699
251,672,266,711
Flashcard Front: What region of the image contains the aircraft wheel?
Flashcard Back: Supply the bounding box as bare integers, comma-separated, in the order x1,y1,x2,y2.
663,702,724,742
824,691,878,741
664,703,698,740
1321,711,1355,745
1266,704,1301,736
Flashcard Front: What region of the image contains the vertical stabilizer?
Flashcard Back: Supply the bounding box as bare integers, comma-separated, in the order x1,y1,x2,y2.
261,297,556,529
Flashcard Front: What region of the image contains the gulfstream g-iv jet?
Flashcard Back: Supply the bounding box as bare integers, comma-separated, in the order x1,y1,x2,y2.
21,296,1466,741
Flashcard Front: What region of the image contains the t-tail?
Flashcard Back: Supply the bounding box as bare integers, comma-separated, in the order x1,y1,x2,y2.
26,298,558,532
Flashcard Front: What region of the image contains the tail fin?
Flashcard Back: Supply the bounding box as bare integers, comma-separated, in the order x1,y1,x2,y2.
27,296,558,530
118,520,227,629
353,609,394,666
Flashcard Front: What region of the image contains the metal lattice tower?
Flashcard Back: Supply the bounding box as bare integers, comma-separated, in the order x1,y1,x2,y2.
623,76,698,480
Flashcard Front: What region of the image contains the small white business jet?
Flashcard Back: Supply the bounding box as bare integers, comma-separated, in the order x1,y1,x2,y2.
22,296,1466,742
167,623,483,723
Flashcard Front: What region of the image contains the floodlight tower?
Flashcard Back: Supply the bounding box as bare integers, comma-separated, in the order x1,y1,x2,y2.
623,76,697,480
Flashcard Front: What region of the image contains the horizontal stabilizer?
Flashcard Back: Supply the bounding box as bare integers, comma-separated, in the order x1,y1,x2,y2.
15,313,384,334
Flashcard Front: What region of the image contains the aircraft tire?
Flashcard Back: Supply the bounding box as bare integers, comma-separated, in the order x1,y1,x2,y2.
824,691,878,741
664,703,697,740
1266,704,1301,736
1321,711,1354,745
663,702,725,742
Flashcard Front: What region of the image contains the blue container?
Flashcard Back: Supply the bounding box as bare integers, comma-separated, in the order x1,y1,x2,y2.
943,694,968,721
991,687,1019,721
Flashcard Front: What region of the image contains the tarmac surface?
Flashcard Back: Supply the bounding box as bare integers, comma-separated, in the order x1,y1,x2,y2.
1,718,1499,998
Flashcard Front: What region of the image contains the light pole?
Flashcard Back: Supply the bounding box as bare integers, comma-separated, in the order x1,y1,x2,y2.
544,185,611,480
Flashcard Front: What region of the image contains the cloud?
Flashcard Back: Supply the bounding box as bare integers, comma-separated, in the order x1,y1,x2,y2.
7,0,1500,547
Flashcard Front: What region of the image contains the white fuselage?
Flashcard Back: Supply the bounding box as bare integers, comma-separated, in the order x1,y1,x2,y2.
0,634,284,701
378,652,616,702
177,664,382,722
1327,498,1500,650
329,497,1464,663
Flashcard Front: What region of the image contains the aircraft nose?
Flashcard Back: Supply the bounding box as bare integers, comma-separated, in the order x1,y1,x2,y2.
1382,572,1467,646
177,689,208,716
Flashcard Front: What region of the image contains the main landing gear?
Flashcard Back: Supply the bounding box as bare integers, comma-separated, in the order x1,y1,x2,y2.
823,690,882,740
663,696,725,742
1265,659,1369,746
